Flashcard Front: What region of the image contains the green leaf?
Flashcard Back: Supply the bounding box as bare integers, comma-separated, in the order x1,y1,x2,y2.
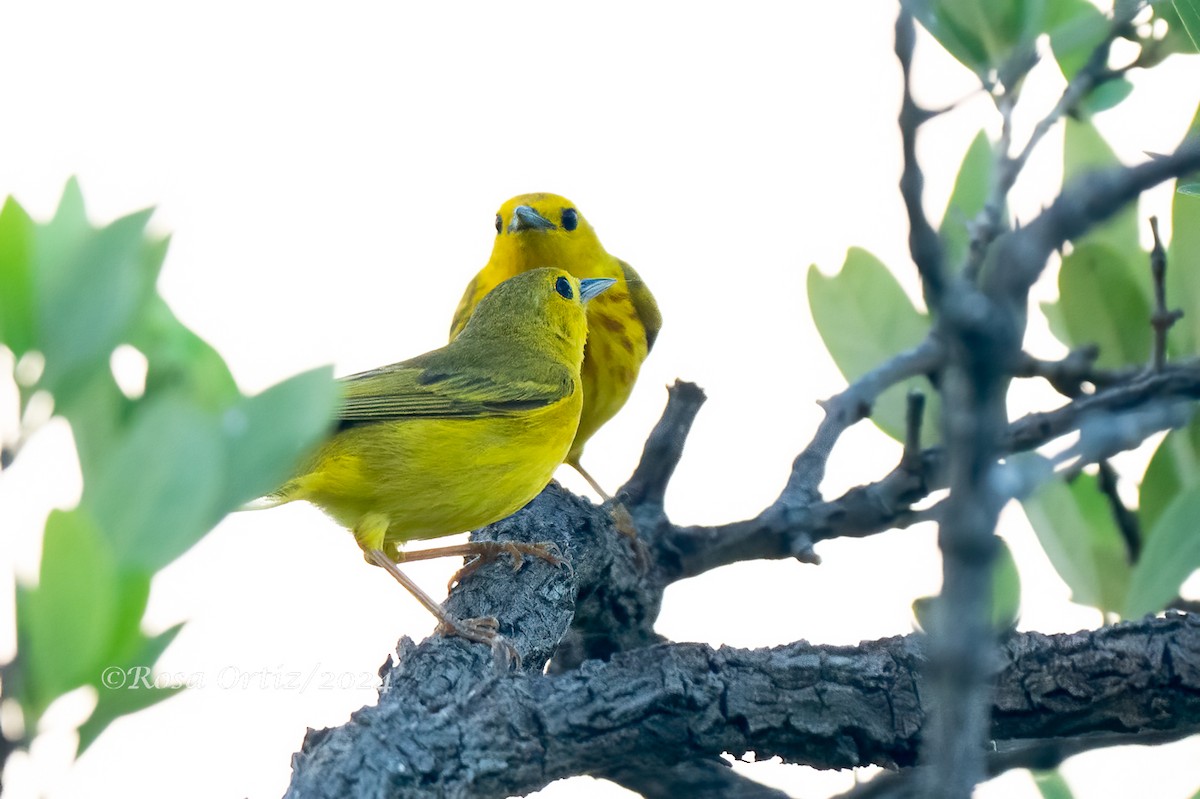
77,622,185,755
1139,418,1200,537
1021,475,1131,613
34,180,161,401
1155,3,1199,57
1168,105,1200,356
909,0,991,73
16,509,118,723
0,196,36,358
807,248,934,444
131,294,239,411
1056,243,1151,368
1033,768,1077,799
218,365,337,509
1046,0,1108,79
1175,0,1200,50
1063,118,1146,280
940,131,995,270
911,0,1044,74
992,536,1022,631
55,368,133,482
1124,485,1200,617
82,395,223,572
1080,78,1133,115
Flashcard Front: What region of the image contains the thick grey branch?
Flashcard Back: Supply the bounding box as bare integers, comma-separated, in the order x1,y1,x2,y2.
285,615,1200,798
988,139,1200,301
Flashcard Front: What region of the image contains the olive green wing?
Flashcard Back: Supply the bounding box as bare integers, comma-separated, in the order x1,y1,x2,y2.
335,352,574,427
618,259,662,351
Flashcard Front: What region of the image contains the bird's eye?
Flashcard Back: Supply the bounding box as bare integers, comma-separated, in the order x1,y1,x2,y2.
555,276,573,299
495,214,503,234
561,208,578,231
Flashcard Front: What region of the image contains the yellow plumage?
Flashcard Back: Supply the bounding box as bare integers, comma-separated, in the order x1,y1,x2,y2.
450,193,661,497
265,268,615,643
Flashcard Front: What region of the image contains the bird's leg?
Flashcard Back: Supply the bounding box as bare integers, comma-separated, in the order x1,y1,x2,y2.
379,540,565,590
569,459,611,502
363,548,503,647
448,541,566,588
567,458,638,539
355,515,516,663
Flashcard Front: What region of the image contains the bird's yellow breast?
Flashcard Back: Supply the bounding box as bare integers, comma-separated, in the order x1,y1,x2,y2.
290,385,581,544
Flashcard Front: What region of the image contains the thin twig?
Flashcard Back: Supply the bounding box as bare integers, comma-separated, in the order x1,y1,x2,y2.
895,8,946,309
1096,461,1142,562
964,4,1143,280
1148,215,1183,371
903,390,926,469
779,337,945,508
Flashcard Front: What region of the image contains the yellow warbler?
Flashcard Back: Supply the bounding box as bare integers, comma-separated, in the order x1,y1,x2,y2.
262,268,615,642
451,193,661,498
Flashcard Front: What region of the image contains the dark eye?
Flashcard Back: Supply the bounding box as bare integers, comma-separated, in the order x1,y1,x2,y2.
495,214,503,234
561,208,578,231
555,276,573,299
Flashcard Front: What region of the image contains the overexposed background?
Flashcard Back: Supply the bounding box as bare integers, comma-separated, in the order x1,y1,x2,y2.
1,2,1198,797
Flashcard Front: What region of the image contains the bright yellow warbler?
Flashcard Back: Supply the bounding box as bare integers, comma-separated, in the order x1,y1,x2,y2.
451,193,662,498
264,268,614,642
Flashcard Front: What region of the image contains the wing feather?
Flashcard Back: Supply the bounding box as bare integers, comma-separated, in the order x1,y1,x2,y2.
618,259,662,351
335,354,573,429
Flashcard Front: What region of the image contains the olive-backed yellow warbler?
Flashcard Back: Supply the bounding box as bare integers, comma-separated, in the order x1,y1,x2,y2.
260,268,614,642
451,193,661,498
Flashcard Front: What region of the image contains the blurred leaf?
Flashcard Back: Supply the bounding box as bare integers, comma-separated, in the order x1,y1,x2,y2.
1046,0,1108,79
1040,297,1070,347
1175,0,1200,50
1156,2,1199,56
992,536,1022,631
77,622,184,755
1168,105,1200,356
909,0,991,72
1080,78,1133,115
807,248,935,444
1063,118,1146,282
56,368,133,481
131,294,239,411
34,180,160,401
218,365,337,509
1056,243,1151,367
910,0,1044,74
940,130,995,269
1125,484,1200,617
0,196,36,358
82,396,222,572
1033,769,1076,799
100,571,154,668
1022,475,1130,613
1179,183,1200,196
17,509,118,723
1139,418,1200,536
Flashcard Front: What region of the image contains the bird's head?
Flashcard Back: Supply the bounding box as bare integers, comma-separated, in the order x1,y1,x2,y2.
489,193,606,270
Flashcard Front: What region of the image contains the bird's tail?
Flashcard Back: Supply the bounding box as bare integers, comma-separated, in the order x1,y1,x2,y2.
238,493,289,512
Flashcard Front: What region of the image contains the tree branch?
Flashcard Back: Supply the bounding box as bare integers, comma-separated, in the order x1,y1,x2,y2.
285,615,1200,798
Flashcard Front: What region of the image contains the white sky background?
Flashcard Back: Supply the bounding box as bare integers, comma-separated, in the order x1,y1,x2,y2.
1,1,1199,797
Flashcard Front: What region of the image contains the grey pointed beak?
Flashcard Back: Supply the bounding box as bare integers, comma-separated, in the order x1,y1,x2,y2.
509,205,556,232
578,277,616,303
